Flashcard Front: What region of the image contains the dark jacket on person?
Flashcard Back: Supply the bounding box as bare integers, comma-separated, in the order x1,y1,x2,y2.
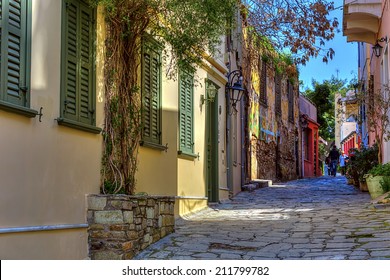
329,149,340,161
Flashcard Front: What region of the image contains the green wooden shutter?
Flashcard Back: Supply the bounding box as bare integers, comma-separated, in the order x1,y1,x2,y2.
179,71,194,154
142,39,161,145
1,2,4,98
150,51,160,141
63,0,78,120
143,50,151,139
79,3,94,124
62,0,95,125
0,0,28,107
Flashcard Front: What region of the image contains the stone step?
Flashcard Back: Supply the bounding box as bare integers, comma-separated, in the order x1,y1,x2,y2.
251,179,272,188
242,179,272,192
241,184,257,192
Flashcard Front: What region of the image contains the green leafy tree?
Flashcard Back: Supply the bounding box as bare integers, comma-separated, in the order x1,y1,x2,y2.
357,84,390,163
304,83,335,140
303,75,351,142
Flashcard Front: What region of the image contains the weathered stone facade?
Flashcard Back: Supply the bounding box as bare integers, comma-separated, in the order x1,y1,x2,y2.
243,29,301,182
87,195,175,259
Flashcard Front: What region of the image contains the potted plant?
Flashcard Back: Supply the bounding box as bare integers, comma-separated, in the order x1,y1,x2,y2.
366,163,390,199
345,145,378,191
345,149,359,187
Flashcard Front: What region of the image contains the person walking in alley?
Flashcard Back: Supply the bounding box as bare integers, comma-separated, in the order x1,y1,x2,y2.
339,150,348,175
324,156,331,176
328,145,340,177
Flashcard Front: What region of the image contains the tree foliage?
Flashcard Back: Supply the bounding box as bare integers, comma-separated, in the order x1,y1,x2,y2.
356,83,390,163
90,0,237,194
303,75,349,141
242,0,339,65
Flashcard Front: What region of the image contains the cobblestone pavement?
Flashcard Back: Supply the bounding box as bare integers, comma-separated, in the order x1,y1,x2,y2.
135,176,390,260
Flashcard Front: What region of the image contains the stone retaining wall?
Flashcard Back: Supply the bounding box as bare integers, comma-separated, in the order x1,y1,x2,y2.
87,194,175,259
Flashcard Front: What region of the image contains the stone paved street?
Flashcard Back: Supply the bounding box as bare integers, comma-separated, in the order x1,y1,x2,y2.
134,176,390,260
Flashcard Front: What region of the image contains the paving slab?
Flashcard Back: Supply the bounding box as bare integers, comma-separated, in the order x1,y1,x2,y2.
134,176,390,260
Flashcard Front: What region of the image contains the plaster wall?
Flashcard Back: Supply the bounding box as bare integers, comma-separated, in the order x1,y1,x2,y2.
136,75,178,197
136,48,229,216
0,1,105,259
379,0,390,163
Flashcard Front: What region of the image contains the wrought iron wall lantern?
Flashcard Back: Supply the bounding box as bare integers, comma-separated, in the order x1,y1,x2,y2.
200,80,218,106
373,36,387,58
225,69,245,114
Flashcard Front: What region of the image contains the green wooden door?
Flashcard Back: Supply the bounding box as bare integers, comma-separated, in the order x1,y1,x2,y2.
206,89,219,202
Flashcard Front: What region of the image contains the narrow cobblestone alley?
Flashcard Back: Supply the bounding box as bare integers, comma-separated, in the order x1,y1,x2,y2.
135,176,390,260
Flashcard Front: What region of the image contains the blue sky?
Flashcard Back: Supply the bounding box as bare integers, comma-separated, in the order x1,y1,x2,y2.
298,0,358,90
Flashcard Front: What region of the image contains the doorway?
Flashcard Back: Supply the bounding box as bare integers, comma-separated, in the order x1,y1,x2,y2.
206,89,219,202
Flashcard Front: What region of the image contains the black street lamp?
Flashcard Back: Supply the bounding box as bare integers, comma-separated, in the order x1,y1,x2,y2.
225,69,245,114
373,36,387,58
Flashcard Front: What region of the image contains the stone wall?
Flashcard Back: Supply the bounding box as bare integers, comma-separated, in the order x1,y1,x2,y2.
253,120,299,182
87,194,175,259
256,140,277,180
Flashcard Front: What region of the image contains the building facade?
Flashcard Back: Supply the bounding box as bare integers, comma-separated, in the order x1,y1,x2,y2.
0,0,105,259
1,1,306,259
335,90,360,154
135,38,233,216
343,0,390,162
299,96,320,177
243,29,301,182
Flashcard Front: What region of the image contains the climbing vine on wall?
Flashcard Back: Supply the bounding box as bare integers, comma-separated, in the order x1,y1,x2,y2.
90,0,236,194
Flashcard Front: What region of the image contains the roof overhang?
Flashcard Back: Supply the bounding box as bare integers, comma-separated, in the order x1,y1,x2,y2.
343,0,382,44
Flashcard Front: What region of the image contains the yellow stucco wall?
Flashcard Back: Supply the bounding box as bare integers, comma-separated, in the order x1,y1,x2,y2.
136,48,231,216
136,75,178,196
0,1,104,259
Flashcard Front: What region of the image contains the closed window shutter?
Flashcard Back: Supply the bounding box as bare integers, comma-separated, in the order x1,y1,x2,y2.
275,73,281,114
79,4,93,124
0,0,28,107
260,60,267,105
63,0,94,125
142,39,161,144
63,0,78,120
288,81,294,122
179,71,194,153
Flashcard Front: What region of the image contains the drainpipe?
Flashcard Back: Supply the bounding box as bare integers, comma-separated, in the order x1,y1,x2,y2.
226,90,233,194
226,32,233,195
241,95,246,186
301,128,305,178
